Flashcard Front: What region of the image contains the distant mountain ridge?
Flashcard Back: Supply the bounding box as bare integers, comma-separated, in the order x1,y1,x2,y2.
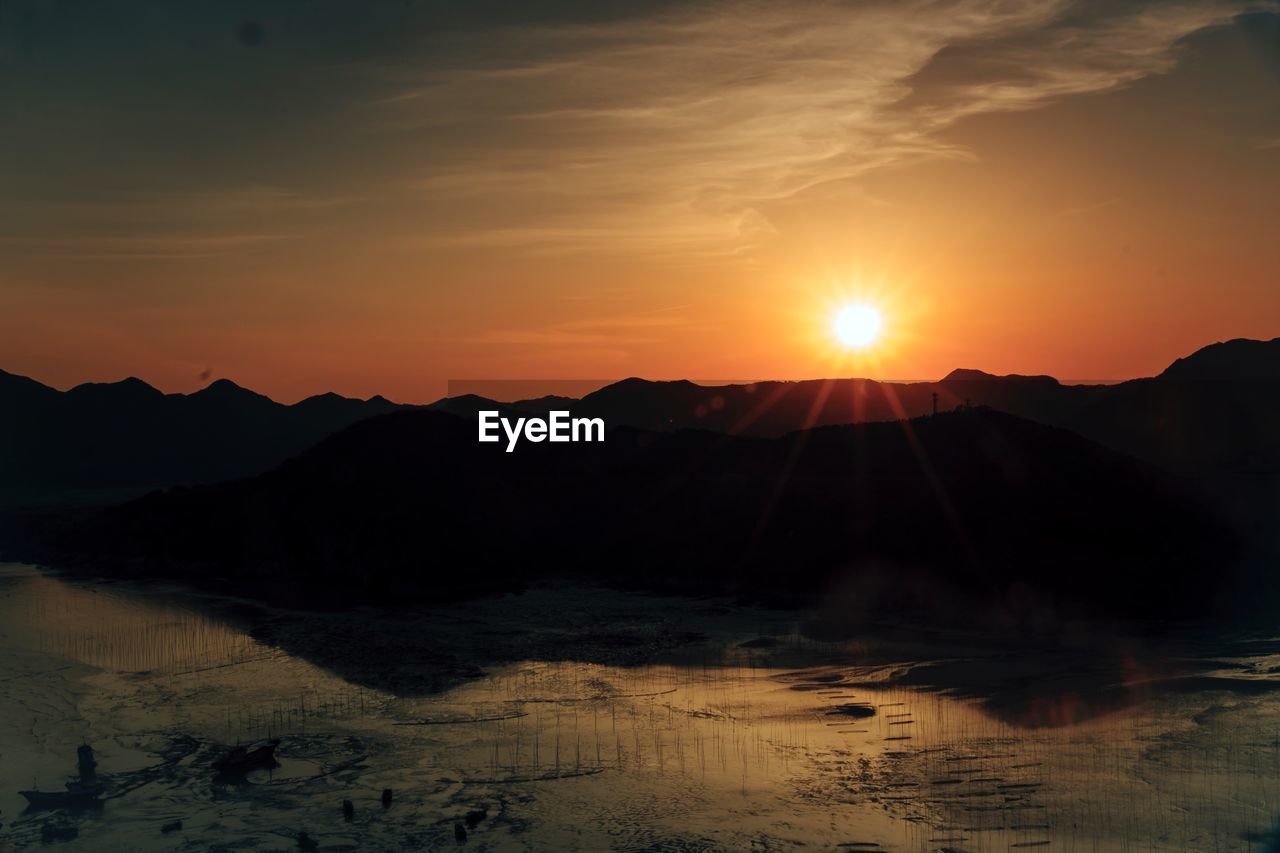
942,369,1059,383
3,336,1278,507
423,338,1280,546
4,336,1278,620
0,369,409,503
541,338,1280,483
560,374,1098,438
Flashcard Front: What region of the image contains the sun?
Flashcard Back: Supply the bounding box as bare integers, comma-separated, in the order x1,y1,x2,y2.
833,304,882,348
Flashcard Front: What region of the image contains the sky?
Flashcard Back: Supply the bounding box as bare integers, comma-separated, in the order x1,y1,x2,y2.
2,0,1278,402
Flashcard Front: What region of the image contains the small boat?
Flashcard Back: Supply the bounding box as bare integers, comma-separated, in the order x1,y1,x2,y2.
19,779,105,811
213,738,280,774
20,743,105,811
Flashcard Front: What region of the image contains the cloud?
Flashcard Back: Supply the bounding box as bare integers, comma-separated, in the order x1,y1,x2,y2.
0,186,365,260
472,307,691,347
376,0,1256,257
2,0,1266,265
3,233,295,259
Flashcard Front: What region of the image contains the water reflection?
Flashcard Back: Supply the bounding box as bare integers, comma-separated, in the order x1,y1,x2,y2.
1,563,1279,851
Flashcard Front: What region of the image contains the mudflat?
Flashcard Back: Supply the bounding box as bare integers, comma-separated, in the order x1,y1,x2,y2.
1,562,1277,851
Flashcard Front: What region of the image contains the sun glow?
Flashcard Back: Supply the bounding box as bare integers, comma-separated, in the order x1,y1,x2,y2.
833,304,882,348
794,275,917,376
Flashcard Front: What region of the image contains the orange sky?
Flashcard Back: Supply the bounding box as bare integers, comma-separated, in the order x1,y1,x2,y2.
2,1,1278,402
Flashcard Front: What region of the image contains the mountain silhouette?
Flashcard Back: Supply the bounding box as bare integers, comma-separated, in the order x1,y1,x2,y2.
412,337,1279,561
0,369,408,505
440,338,1278,484
941,369,1059,383
6,337,1275,620
1061,339,1280,551
5,338,1277,509
19,407,1236,621
423,393,562,420
1159,337,1280,380
561,375,1100,437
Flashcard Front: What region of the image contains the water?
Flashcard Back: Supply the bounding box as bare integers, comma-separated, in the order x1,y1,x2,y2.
1,562,1278,850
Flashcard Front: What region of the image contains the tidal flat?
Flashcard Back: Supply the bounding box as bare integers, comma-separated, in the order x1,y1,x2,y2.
1,562,1278,851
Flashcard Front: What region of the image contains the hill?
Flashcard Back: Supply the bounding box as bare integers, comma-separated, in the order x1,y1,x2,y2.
1063,339,1280,551
431,339,1279,524
20,408,1237,621
4,336,1277,574
0,370,408,505
561,374,1102,437
1159,337,1280,380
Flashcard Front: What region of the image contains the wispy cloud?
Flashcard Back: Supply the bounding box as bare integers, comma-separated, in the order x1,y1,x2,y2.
473,307,692,347
377,0,1251,257
31,187,359,217
2,186,355,259
1,0,1262,268
4,233,296,259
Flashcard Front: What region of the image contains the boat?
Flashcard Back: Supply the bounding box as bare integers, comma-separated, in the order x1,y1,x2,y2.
19,779,105,811
19,744,105,811
212,738,280,774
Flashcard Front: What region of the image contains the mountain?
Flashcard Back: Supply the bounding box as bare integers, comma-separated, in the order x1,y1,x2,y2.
18,408,1237,621
1159,337,1280,380
4,334,1277,526
425,393,529,420
1062,339,1280,548
450,338,1277,483
941,369,1059,383
416,339,1280,553
0,369,409,505
562,375,1103,437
